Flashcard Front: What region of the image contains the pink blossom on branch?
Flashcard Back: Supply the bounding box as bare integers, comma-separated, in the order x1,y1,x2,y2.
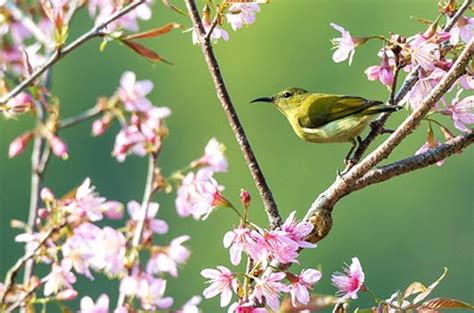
228,302,268,313
191,137,228,173
287,269,322,306
226,3,260,31
331,257,365,301
252,272,289,311
365,51,395,87
201,266,238,307
441,90,474,132
330,23,367,65
42,260,77,296
118,71,154,112
146,235,191,277
80,293,110,313
223,226,261,265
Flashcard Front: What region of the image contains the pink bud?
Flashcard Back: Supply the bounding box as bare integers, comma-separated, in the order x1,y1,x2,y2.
40,187,55,202
50,136,69,159
37,208,49,219
102,201,124,220
56,289,78,301
6,93,33,115
130,114,140,126
240,189,251,209
365,65,380,81
92,115,112,137
9,132,33,158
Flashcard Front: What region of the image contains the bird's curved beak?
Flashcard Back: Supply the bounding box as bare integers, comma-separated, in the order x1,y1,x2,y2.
250,96,274,104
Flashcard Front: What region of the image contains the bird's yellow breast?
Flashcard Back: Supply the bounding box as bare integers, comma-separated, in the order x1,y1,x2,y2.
288,114,371,143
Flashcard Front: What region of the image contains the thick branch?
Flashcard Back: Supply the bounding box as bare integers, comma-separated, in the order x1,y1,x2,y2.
305,38,473,220
347,0,472,166
0,0,147,105
184,0,282,228
350,130,474,193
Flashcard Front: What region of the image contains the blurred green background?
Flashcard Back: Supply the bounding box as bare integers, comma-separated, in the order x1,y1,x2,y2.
1,0,473,311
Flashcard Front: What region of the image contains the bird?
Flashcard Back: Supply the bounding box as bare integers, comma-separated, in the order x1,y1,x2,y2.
250,87,401,163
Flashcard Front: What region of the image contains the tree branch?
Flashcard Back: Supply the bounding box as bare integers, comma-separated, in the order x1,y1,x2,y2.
346,0,472,168
305,38,473,223
0,0,147,105
350,130,474,193
184,0,282,228
0,220,68,308
116,153,158,308
58,105,103,129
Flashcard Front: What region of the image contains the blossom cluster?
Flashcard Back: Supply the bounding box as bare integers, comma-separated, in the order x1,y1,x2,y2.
191,1,268,45
329,6,473,164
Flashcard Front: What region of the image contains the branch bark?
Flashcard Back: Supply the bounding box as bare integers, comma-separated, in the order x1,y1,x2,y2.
184,0,282,228
0,0,147,105
350,130,474,193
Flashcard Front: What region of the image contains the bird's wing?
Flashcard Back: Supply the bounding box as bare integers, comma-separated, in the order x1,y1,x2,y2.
298,93,382,129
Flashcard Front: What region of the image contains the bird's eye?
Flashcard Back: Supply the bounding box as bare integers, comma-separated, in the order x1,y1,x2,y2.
283,92,293,98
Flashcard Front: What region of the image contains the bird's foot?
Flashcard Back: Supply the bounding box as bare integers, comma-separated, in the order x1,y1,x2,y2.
381,128,395,134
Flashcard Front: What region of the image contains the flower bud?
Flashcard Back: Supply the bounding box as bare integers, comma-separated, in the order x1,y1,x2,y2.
56,289,78,301
440,126,455,141
8,132,33,158
50,136,69,159
41,187,55,202
102,201,124,220
92,115,112,137
240,189,251,209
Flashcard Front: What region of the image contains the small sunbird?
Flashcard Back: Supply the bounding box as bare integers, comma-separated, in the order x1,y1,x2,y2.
250,87,401,162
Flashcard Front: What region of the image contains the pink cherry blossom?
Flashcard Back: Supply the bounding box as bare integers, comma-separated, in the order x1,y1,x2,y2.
127,200,168,242
442,90,474,132
288,269,322,306
228,302,268,313
223,227,261,265
146,235,191,277
255,229,299,264
252,272,289,311
62,233,95,280
192,138,228,173
365,52,395,87
226,3,260,31
177,296,201,313
402,68,446,110
450,17,473,45
3,92,32,118
406,35,440,71
330,23,361,65
331,257,365,301
90,0,152,32
89,226,126,275
175,169,227,220
64,178,107,221
120,269,173,310
459,74,473,90
201,266,238,307
118,71,154,112
281,211,316,249
80,294,109,313
43,260,77,296
56,288,78,301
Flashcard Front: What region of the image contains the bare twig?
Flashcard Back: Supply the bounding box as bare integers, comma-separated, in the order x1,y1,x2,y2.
0,0,147,105
58,106,103,129
5,1,52,46
116,153,158,308
184,0,282,228
0,220,68,307
349,130,474,193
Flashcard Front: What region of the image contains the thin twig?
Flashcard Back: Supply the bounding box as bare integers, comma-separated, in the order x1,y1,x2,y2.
0,0,147,105
58,106,103,129
5,1,52,46
0,220,68,307
349,130,474,193
184,0,282,228
116,153,157,308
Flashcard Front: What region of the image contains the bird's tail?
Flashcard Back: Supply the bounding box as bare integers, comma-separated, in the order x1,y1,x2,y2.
364,101,402,115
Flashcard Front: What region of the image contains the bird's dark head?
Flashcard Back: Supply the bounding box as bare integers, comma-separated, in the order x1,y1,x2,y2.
250,87,309,112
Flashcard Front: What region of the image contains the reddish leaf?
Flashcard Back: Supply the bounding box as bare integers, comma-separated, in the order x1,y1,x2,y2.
122,23,181,41
418,298,474,310
121,40,171,64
